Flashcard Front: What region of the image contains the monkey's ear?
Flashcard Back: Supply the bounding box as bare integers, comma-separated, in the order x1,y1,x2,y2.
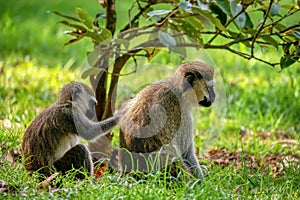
185,72,195,86
72,85,82,98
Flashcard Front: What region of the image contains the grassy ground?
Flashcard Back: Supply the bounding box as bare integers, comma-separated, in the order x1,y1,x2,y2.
0,0,299,199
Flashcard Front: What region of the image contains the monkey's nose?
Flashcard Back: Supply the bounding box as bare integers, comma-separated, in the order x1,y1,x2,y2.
199,96,212,107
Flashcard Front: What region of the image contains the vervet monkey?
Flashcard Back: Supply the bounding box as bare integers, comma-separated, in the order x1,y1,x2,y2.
118,61,215,179
22,82,118,179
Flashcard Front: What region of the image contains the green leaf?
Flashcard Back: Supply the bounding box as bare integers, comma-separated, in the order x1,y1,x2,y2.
147,10,172,19
185,16,205,30
76,8,94,30
64,37,83,46
183,19,204,44
95,13,106,19
50,11,80,22
280,54,297,69
210,4,227,25
262,35,278,49
59,20,87,31
241,41,251,48
173,34,187,58
158,32,177,49
215,0,231,16
242,29,257,35
179,1,192,12
98,28,112,44
63,30,85,37
274,23,287,32
270,3,281,16
289,44,296,54
86,47,101,67
196,0,209,11
145,32,161,61
81,67,102,79
87,28,112,45
228,30,240,38
244,13,254,29
230,1,246,29
292,31,300,40
113,38,130,49
171,18,204,45
281,4,300,10
145,48,161,62
192,6,227,32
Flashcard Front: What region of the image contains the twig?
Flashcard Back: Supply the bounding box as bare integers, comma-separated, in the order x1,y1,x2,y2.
264,7,299,29
121,1,152,32
154,8,179,27
251,0,274,57
204,43,279,67
277,24,300,34
207,7,246,44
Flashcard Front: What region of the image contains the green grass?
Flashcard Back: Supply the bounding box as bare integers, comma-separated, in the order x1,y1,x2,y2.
0,0,299,199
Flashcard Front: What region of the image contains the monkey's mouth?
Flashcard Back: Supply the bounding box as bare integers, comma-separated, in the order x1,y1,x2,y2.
199,96,212,107
85,110,96,119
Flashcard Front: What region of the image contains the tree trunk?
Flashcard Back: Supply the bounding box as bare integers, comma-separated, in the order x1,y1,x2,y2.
88,0,117,162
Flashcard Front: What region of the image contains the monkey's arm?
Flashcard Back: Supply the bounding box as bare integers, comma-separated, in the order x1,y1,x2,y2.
182,145,204,179
71,104,118,140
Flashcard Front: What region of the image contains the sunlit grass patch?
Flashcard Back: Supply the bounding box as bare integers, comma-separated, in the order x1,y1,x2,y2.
0,60,81,126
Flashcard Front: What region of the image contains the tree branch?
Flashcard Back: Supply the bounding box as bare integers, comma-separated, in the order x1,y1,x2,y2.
106,0,117,35
207,6,246,44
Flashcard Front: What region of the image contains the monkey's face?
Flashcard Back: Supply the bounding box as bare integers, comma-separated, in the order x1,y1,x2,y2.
72,85,97,119
184,71,215,107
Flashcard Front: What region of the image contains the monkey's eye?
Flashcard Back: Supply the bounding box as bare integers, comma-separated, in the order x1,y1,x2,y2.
90,100,97,106
185,72,195,85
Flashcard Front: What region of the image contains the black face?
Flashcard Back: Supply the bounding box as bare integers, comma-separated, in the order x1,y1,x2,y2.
85,99,97,119
199,85,215,107
199,96,212,107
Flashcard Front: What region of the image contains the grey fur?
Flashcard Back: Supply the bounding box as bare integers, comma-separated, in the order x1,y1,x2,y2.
22,82,118,178
118,61,215,179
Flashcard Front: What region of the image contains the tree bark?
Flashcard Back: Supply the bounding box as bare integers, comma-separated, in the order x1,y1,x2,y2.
89,0,117,161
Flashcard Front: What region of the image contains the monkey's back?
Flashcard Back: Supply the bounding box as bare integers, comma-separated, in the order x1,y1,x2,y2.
22,103,77,172
119,81,184,153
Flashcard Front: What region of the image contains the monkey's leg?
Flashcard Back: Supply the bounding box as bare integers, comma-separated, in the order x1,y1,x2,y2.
182,145,204,180
53,144,93,179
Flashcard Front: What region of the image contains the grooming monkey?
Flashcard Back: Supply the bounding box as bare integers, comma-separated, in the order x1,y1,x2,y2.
118,61,215,179
22,82,118,179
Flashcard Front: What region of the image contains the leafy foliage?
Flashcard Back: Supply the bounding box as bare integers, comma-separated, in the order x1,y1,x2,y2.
55,0,300,69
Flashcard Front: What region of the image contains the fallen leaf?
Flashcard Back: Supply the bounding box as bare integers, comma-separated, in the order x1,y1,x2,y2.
235,184,243,193
0,180,8,193
94,164,107,179
277,139,299,145
36,172,60,190
0,180,18,194
5,152,15,167
257,131,271,139
204,148,299,177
